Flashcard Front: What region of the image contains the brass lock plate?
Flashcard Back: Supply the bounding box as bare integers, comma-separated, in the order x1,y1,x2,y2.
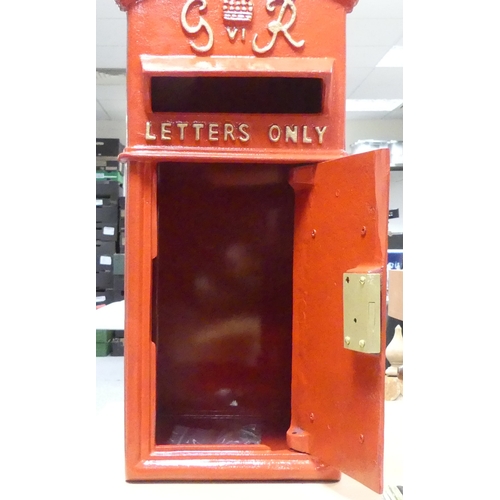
343,273,381,354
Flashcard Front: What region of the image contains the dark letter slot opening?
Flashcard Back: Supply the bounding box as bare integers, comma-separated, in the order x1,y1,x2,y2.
150,76,324,114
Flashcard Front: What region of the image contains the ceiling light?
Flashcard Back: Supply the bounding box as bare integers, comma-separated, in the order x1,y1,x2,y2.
376,45,403,67
346,99,403,112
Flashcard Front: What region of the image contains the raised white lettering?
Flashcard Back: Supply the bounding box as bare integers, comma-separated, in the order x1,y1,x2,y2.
145,121,156,140
285,125,298,143
238,124,250,142
315,126,327,144
208,123,219,141
161,122,172,140
181,0,214,53
302,126,312,144
268,125,281,143
193,123,205,141
143,121,325,146
224,123,235,141
226,26,238,41
177,122,188,140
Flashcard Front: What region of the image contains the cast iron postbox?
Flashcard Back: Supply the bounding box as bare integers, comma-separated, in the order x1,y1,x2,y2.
116,0,390,493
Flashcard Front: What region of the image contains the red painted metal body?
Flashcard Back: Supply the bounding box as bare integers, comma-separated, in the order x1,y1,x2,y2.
117,0,389,493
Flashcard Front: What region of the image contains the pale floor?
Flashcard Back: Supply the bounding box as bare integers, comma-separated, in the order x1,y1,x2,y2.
96,356,403,500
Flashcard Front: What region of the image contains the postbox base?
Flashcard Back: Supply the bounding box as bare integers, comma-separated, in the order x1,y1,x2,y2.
126,452,342,481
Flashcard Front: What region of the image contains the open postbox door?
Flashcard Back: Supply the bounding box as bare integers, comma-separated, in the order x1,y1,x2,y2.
287,149,389,493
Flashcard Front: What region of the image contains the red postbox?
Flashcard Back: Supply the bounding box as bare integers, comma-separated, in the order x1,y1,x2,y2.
116,0,390,493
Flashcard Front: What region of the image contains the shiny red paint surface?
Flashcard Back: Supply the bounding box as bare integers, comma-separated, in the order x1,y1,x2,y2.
124,162,342,482
123,154,389,489
118,0,355,163
288,151,389,492
118,0,389,493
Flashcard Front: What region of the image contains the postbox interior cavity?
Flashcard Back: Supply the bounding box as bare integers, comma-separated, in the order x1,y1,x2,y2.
150,76,324,114
154,162,294,447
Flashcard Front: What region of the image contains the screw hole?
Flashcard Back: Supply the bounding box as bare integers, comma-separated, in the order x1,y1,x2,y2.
354,318,357,323
346,277,350,283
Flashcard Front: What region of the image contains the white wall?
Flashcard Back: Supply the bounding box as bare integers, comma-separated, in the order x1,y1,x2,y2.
345,119,403,149
346,119,403,235
96,121,126,145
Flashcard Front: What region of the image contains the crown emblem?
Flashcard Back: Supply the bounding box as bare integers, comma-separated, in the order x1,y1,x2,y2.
223,0,254,24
